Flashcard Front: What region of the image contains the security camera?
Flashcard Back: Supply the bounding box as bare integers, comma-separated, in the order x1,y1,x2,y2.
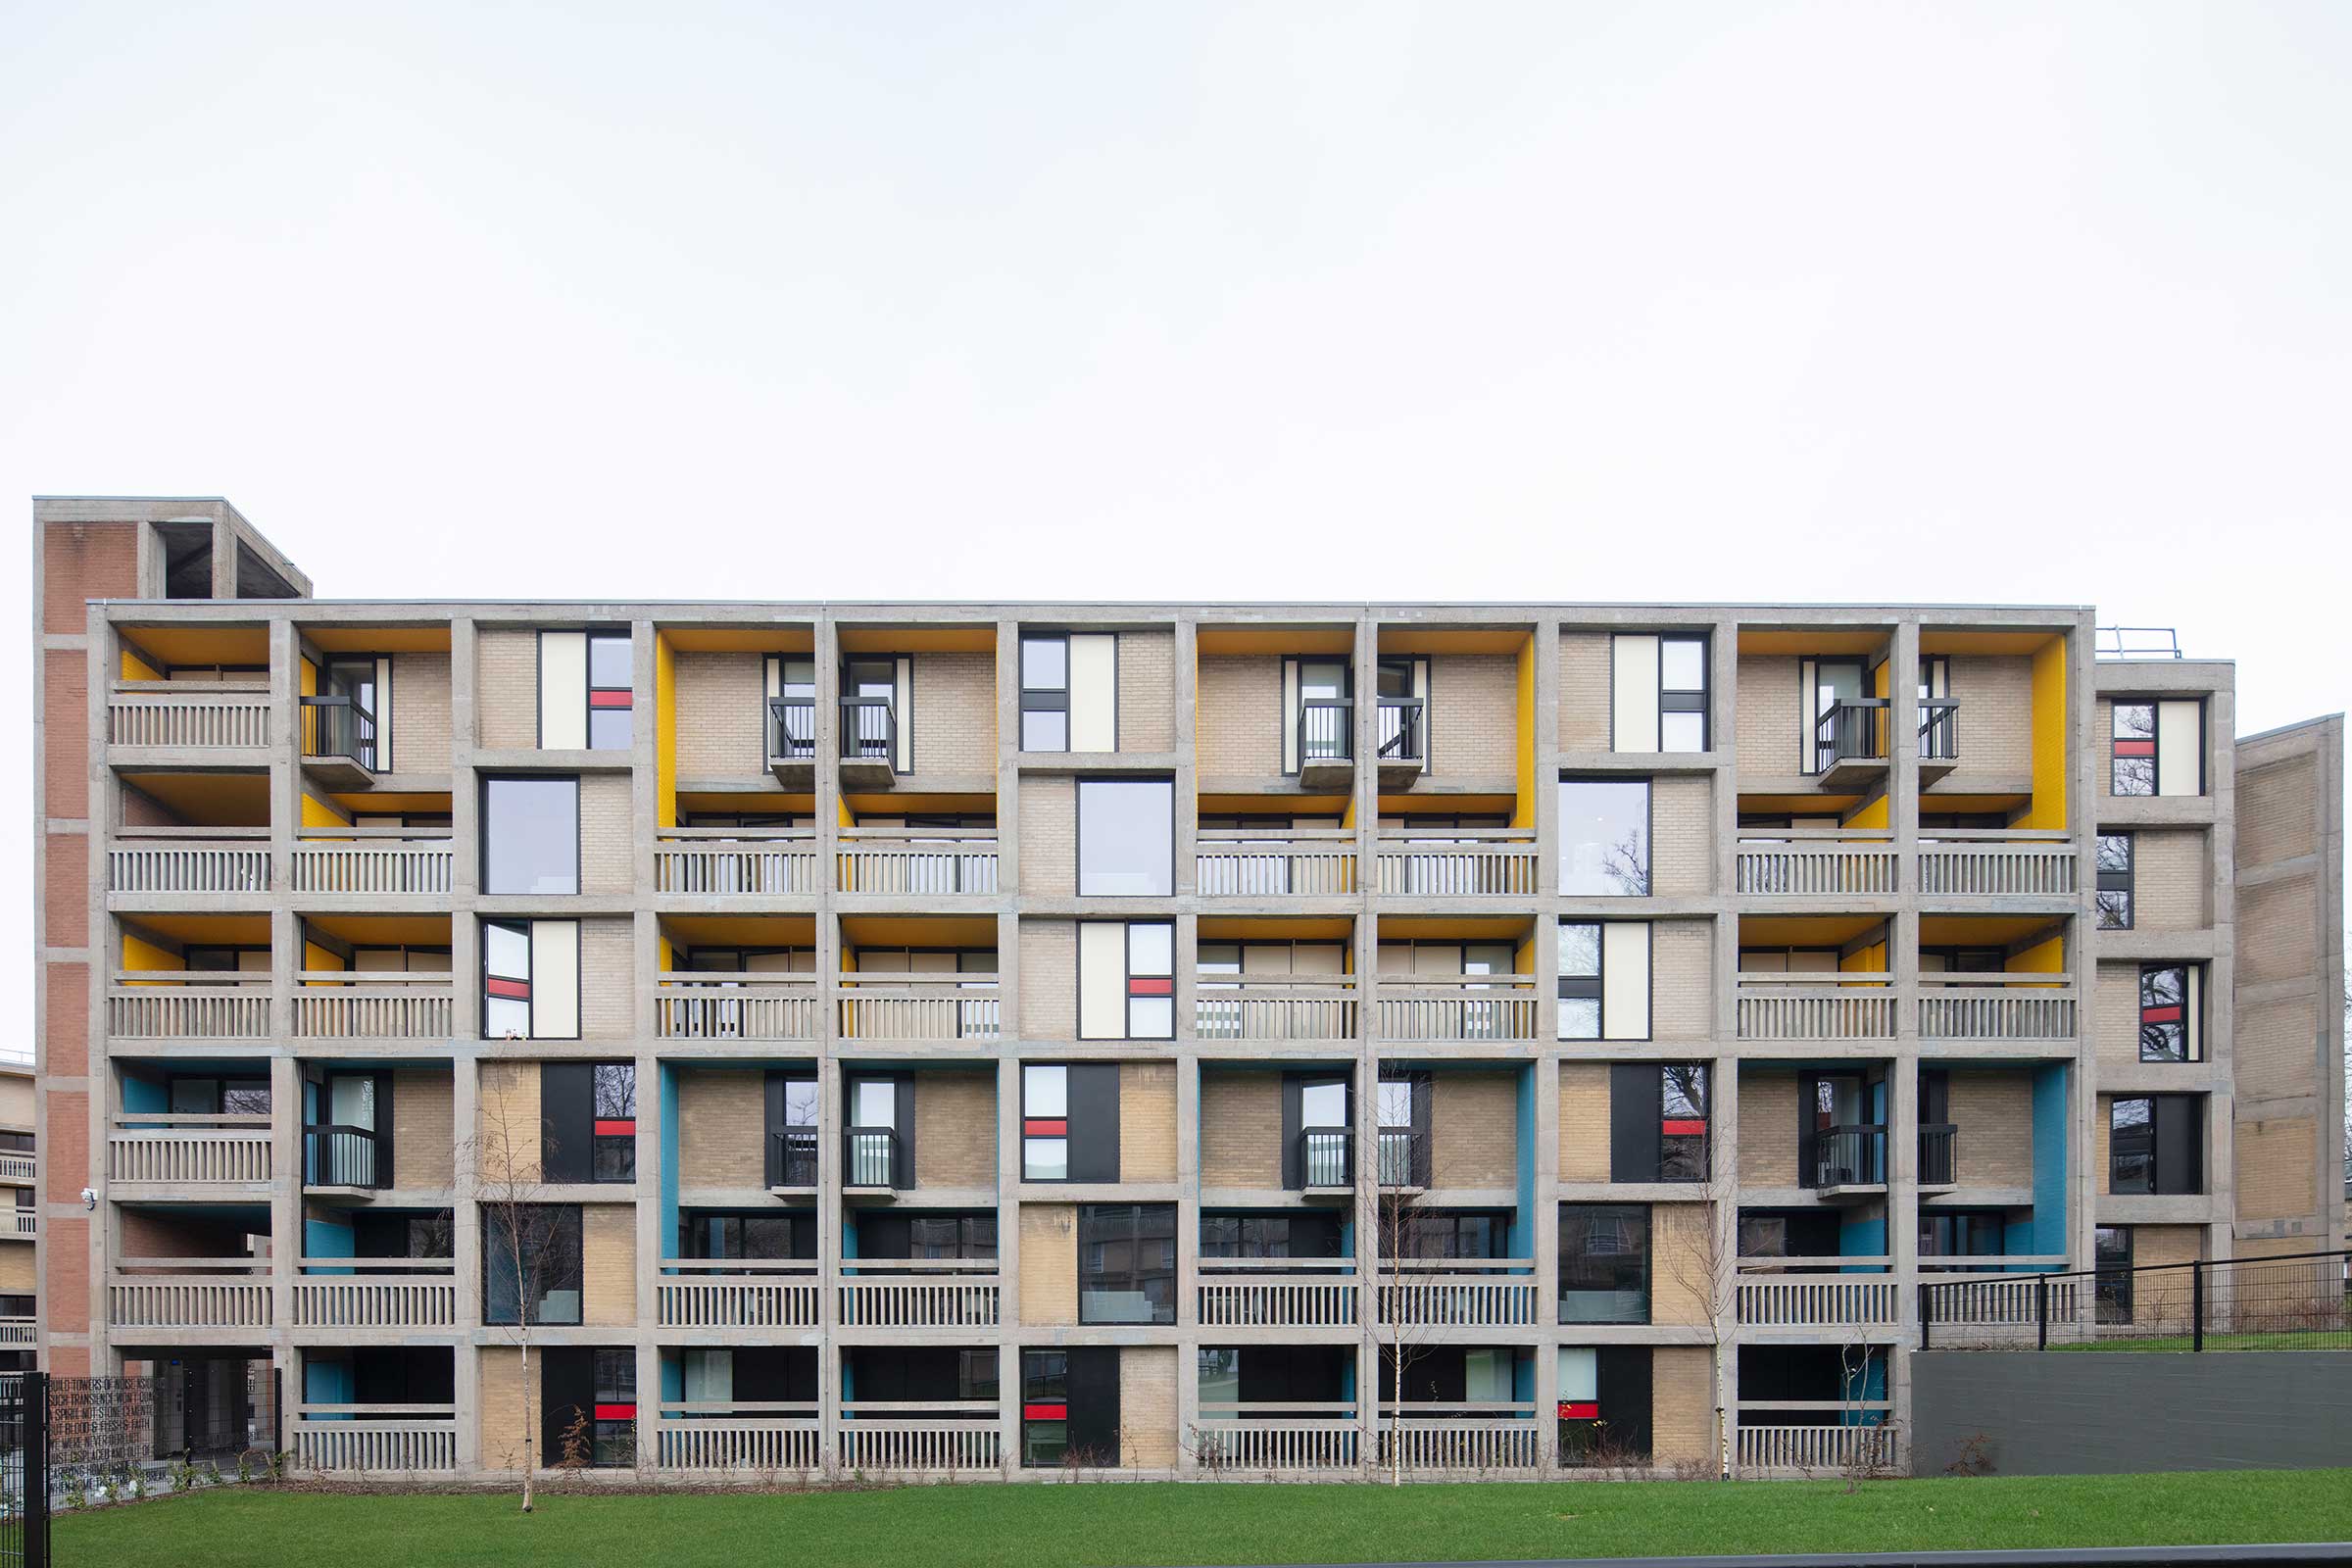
80,1187,96,1211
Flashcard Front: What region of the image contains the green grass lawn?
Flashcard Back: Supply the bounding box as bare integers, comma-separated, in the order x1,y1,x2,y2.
2050,1330,2352,1352
56,1469,2352,1567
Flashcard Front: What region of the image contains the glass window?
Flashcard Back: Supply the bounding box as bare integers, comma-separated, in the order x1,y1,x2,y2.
2112,703,2157,796
1077,779,1173,896
1021,1349,1068,1467
1078,1203,1176,1324
2138,964,2191,1062
1559,778,1649,896
587,632,633,751
1198,1348,1241,1412
481,919,533,1038
2109,1098,2154,1194
1558,922,1601,1040
2094,1225,2133,1323
482,1204,582,1325
2095,833,2134,929
590,1348,637,1466
591,1063,636,1182
1398,1210,1504,1258
1022,1064,1067,1181
1659,636,1708,752
1660,1065,1709,1182
1021,634,1070,752
481,776,580,896
1559,1203,1649,1324
1126,921,1174,1037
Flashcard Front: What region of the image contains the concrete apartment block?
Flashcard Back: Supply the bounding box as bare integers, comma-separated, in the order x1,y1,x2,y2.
26,496,2346,1485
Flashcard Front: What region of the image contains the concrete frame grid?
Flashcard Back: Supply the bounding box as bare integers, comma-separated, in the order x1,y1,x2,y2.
30,500,2345,1483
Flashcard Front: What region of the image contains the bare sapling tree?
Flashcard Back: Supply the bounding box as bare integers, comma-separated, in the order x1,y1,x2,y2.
1359,1100,1437,1487
466,1051,572,1513
1659,1166,1737,1478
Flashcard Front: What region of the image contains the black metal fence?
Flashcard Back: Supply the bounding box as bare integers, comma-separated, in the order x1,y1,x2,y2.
0,1372,48,1568
1923,1249,2351,1351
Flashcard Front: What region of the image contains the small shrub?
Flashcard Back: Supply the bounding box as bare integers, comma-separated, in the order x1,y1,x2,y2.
1945,1433,1996,1477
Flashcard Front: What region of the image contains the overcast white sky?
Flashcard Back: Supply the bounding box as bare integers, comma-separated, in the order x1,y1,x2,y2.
3,3,2347,1049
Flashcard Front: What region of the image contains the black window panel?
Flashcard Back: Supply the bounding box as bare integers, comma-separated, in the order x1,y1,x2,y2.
2094,1226,2134,1322
1608,1064,1661,1185
1078,1203,1176,1325
353,1208,453,1261
1381,1345,1465,1404
2153,1096,2202,1195
343,1347,455,1410
1399,1209,1509,1259
681,1210,817,1260
539,1346,597,1466
1064,1347,1122,1466
850,1346,985,1403
1921,1211,2007,1257
1594,1346,1653,1459
1559,1203,1649,1324
540,1063,595,1184
1200,1211,1342,1259
1738,1207,1840,1267
480,775,580,896
1738,1344,1882,1415
1234,1345,1351,1405
1066,1063,1122,1184
735,1347,818,1404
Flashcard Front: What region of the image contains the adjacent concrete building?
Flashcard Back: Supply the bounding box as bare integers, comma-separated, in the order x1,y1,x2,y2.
28,497,2345,1479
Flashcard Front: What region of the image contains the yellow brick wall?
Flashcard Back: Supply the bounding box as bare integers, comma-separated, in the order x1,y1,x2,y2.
1428,654,1517,778
476,1059,544,1182
582,1203,636,1326
1196,656,1279,778
1734,655,1801,772
580,918,634,1040
915,1070,997,1188
1119,1347,1179,1467
1649,1203,1716,1326
677,1068,765,1188
2237,878,2317,988
1019,1203,1076,1325
1200,1072,1280,1188
2236,752,2317,867
1019,777,1076,896
1650,920,1712,1041
1650,1347,1715,1464
1739,1072,1796,1185
1019,920,1076,1039
2233,1115,2317,1223
0,1244,34,1293
1119,1061,1177,1182
1558,1063,1609,1182
1118,631,1177,753
389,651,451,773
476,629,539,750
1557,632,1610,751
1948,1069,2032,1188
393,1069,455,1189
477,1347,539,1471
2129,828,2208,932
672,651,762,777
2235,996,2319,1102
1649,775,1713,897
1947,655,2032,777
580,774,634,896
2092,962,2139,1065
1429,1071,1517,1187
911,652,997,775
2126,1224,2204,1330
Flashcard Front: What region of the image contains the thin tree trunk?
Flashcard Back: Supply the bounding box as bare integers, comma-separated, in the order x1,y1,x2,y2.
519,1334,534,1512
1389,1318,1401,1487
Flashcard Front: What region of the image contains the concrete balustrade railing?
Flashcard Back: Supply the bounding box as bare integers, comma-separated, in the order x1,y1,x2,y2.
107,1117,272,1184
291,972,454,1040
1373,977,1537,1043
656,1262,821,1329
107,685,270,749
655,974,818,1041
836,829,1000,895
292,1408,460,1473
1194,974,1358,1043
1197,829,1357,897
290,830,454,896
654,829,818,896
655,1406,822,1471
108,830,272,894
1374,830,1540,898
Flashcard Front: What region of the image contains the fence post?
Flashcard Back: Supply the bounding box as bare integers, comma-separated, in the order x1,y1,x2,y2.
1919,1282,1933,1349
2191,1261,2205,1353
2035,1275,2048,1350
26,1370,49,1568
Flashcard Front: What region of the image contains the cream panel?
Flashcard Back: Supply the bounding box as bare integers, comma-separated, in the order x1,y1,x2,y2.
1070,634,1118,752
1077,922,1127,1041
1603,922,1650,1041
539,631,588,750
532,919,580,1039
1611,635,1659,754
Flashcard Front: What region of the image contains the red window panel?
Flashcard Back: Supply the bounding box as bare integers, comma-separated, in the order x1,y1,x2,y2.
594,1119,636,1138
1558,1400,1600,1420
1022,1118,1066,1137
1661,1119,1707,1137
2114,738,2155,757
590,690,633,709
486,976,531,1000
1021,1403,1067,1422
2140,1004,2181,1024
593,1403,637,1421
1127,976,1172,997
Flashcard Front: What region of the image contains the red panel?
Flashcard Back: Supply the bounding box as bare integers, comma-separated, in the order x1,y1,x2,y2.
2114,739,2155,757
594,1119,635,1137
1022,1403,1067,1422
1661,1119,1708,1137
590,690,633,709
594,1403,636,1422
1127,976,1172,996
485,976,531,1000
2141,1005,2181,1024
1022,1119,1067,1137
1558,1400,1600,1420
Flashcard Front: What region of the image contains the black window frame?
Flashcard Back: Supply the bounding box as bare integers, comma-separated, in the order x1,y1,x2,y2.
2111,700,2157,796
2094,1225,2134,1322
1019,631,1071,754
1075,776,1174,897
589,1347,638,1466
2109,1094,2203,1195
1558,1202,1651,1325
2095,832,2134,930
478,774,581,897
1558,775,1652,897
480,917,579,1042
2137,962,2195,1063
1077,1202,1177,1326
585,630,634,752
1657,634,1709,753
481,1202,583,1326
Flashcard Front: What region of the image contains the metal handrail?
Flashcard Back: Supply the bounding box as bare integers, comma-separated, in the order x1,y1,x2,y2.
1298,1127,1352,1188
768,1127,819,1187
840,697,897,762
1812,698,1887,771
765,696,816,760
1377,696,1426,761
1918,1121,1957,1185
842,1126,900,1187
304,1123,384,1189
2096,626,2182,660
1299,697,1352,762
1803,1123,1886,1188
1918,698,1959,761
300,694,378,771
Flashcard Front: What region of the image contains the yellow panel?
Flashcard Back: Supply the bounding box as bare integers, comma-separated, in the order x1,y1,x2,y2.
837,626,998,654
655,631,678,831
1509,631,1536,829
116,624,271,665
1846,793,1888,830
2020,635,2069,831
302,625,452,653
659,626,816,654
1737,629,1887,656
329,791,453,813
1373,914,1533,941
1198,916,1354,942
1921,914,2067,948
1914,793,2032,813
837,795,855,828
301,793,350,829
303,913,455,945
658,934,673,973
844,792,999,816
124,913,272,944
1196,794,1350,816
1739,914,1886,947
1738,793,1866,815
120,644,164,681
1378,795,1519,816
675,791,815,815
303,941,346,975
122,934,184,972
1195,627,1354,656
2008,934,2066,973
1920,629,2063,656
120,771,271,826
1377,629,1530,655
1840,941,1887,981
662,914,818,947
839,914,999,948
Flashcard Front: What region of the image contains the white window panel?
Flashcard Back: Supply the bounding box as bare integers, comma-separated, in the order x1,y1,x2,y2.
1611,634,1661,754
1077,923,1129,1040
540,631,588,750
529,919,580,1039
1601,923,1650,1040
2157,700,2202,796
1069,634,1118,752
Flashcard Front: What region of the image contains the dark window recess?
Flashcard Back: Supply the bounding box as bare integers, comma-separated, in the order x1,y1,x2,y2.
2095,833,2134,930
1199,1211,1344,1258
541,1062,635,1183
1737,1208,1841,1270
482,1204,582,1326
1396,1209,1509,1259
541,1347,635,1468
353,1208,454,1267
846,1345,997,1405
2094,1226,2134,1322
857,1212,999,1260
1022,1347,1120,1467
681,1211,818,1261
1609,1063,1708,1183
1560,1203,1649,1325
1078,1204,1176,1325
763,1073,819,1187
1920,1211,2007,1258
2110,1096,2202,1195
1559,1346,1652,1464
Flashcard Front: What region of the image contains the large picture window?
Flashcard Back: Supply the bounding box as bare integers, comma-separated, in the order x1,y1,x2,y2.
2138,963,2198,1062
1077,778,1173,896
1559,1203,1649,1325
2095,833,2134,929
482,1203,583,1325
1559,778,1650,896
481,776,579,896
2110,1096,2202,1195
1078,1203,1176,1324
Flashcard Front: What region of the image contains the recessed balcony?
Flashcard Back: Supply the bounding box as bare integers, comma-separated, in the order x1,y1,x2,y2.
656,1258,821,1330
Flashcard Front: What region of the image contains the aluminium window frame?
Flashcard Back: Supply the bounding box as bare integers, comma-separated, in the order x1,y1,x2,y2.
479,916,581,1042
477,773,582,898
1074,774,1176,898
2109,698,2159,797
1656,633,1710,753
2136,961,2197,1063
2095,831,2135,930
1557,774,1653,898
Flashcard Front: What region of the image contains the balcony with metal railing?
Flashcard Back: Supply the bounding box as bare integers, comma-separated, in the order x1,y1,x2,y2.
1297,696,1354,791
838,696,900,789
765,695,816,785
1374,695,1427,786
842,1127,903,1197
1811,698,1889,792
299,695,379,788
302,1123,387,1194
